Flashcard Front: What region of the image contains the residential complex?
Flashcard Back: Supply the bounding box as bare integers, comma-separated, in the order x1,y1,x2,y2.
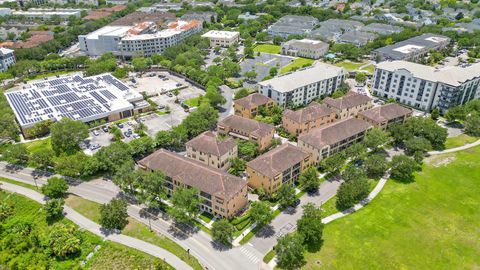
282,102,336,136
280,39,329,59
372,60,480,112
79,19,202,57
267,15,319,38
5,73,147,136
12,8,82,20
0,47,15,72
324,91,373,119
374,33,451,61
181,11,217,23
246,143,313,195
298,117,372,163
217,115,275,150
186,131,237,170
257,62,347,107
138,149,248,218
357,103,413,129
234,93,276,119
201,30,240,47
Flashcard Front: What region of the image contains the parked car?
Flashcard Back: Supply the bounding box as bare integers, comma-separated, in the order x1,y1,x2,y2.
293,199,301,207
124,132,131,137
102,126,109,132
157,104,165,110
93,130,99,136
90,144,100,150
132,134,140,139
117,123,124,128
167,92,173,97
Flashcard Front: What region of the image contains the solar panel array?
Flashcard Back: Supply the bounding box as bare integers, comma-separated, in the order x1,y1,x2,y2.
5,73,137,128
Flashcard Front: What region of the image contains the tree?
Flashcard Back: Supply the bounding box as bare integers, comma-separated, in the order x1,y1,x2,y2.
296,203,324,248
205,85,226,107
41,177,68,199
276,184,296,208
48,224,81,258
276,233,305,269
30,149,55,170
250,201,273,227
44,198,64,221
390,154,419,182
244,70,257,81
445,106,466,122
50,118,88,155
136,170,166,209
132,57,150,73
269,67,278,77
363,128,390,150
229,157,246,176
404,137,432,155
237,140,258,160
342,165,367,182
364,154,388,178
100,198,129,230
345,143,367,161
234,88,250,100
2,144,28,165
95,141,133,174
336,177,370,210
167,187,202,224
430,107,440,120
299,167,320,192
0,202,14,222
212,219,235,246
355,72,367,84
464,114,480,136
182,103,219,138
321,152,346,175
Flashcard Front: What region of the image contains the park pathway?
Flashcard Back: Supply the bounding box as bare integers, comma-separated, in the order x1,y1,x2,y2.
0,181,193,270
428,139,480,155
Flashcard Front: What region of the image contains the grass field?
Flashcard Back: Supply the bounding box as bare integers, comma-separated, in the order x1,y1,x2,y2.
303,146,480,269
253,44,281,54
23,137,52,154
334,61,374,74
279,58,314,74
65,194,102,223
0,177,38,190
183,96,201,108
444,134,478,149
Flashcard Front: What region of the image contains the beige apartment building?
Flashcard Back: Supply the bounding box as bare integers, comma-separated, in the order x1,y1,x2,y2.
217,115,275,150
282,102,336,136
186,131,237,170
234,93,276,119
280,38,329,59
298,118,373,163
246,143,313,195
357,103,413,130
201,30,240,47
138,149,248,218
323,91,373,119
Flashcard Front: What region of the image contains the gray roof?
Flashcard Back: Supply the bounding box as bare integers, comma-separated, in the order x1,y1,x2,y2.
375,60,480,87
282,39,329,51
338,31,377,46
362,23,404,35
374,33,451,60
247,143,310,178
299,118,372,149
319,19,364,30
268,15,319,35
186,131,236,157
258,62,346,93
138,149,246,200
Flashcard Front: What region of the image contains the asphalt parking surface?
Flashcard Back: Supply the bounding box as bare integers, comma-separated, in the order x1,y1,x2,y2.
240,52,294,82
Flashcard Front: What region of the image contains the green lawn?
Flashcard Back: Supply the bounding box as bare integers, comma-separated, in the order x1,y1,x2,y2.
87,241,173,270
263,249,276,263
183,96,201,108
334,60,374,74
25,70,76,81
0,177,38,190
444,134,478,149
253,44,281,54
303,146,480,269
23,137,52,154
65,194,102,223
279,58,314,74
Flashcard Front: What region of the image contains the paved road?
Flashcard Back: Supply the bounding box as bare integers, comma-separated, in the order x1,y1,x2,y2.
0,161,264,270
219,85,234,120
249,178,342,254
0,181,192,270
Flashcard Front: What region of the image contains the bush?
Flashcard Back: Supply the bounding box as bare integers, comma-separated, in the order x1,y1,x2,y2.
41,177,68,199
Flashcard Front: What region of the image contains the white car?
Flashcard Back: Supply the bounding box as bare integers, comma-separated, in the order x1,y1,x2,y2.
93,130,99,136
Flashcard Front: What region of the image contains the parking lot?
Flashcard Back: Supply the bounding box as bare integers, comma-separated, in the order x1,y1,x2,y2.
84,120,140,155
129,71,204,97
240,52,294,82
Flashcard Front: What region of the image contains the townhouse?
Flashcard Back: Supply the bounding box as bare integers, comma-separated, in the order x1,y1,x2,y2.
234,93,276,119
357,103,413,129
323,91,373,119
186,131,237,170
282,102,336,136
217,115,275,150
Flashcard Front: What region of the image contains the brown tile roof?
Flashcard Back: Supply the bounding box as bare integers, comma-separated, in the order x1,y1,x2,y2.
298,117,372,149
283,102,335,124
138,149,247,200
218,115,275,139
323,91,372,110
235,93,274,110
13,31,53,48
247,143,311,178
110,11,176,26
186,131,236,156
358,103,412,124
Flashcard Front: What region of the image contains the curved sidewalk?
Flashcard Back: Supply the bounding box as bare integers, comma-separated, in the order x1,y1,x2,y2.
428,139,480,155
0,181,192,270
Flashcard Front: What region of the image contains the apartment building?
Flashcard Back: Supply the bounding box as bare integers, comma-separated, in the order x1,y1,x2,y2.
217,115,275,150
79,20,202,57
282,102,336,136
280,39,329,59
323,91,373,119
234,93,276,119
201,30,240,47
371,60,480,112
298,118,372,163
357,103,412,129
0,47,15,72
246,143,313,195
257,62,347,108
138,149,248,218
12,8,82,20
267,15,319,38
186,131,237,170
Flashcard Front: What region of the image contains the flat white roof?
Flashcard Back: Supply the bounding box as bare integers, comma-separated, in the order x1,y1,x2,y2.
258,62,346,93
392,44,424,54
0,47,14,54
201,30,239,39
82,25,131,39
123,29,181,40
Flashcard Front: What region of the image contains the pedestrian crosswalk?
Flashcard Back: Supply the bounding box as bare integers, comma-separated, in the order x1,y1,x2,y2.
239,246,260,264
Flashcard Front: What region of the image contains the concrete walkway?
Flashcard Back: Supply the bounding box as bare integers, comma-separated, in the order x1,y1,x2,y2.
428,139,480,155
0,181,192,270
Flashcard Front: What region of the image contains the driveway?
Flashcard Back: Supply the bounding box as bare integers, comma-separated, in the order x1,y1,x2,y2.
219,85,234,120
240,53,293,82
